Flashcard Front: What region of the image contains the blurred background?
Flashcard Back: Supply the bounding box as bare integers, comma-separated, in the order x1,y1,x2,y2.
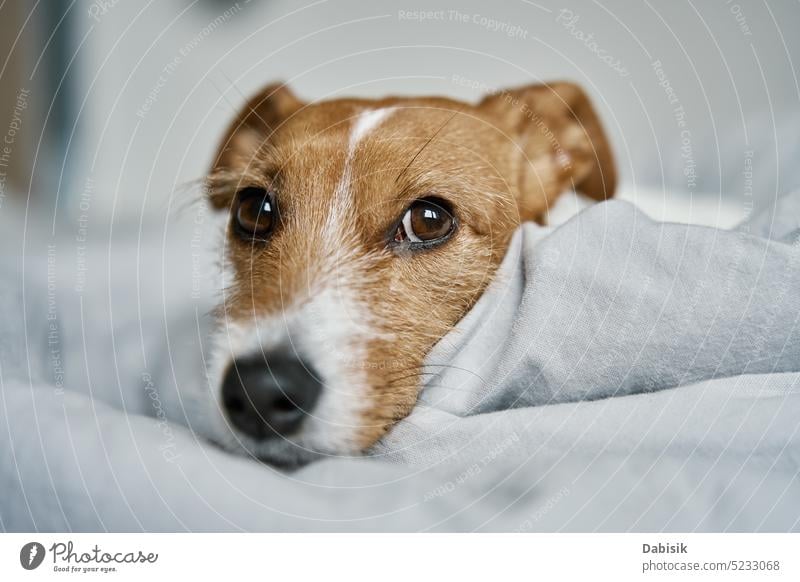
4,0,800,535
1,0,799,232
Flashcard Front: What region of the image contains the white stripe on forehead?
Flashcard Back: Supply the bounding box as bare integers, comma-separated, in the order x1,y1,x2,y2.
348,107,394,151
327,107,395,239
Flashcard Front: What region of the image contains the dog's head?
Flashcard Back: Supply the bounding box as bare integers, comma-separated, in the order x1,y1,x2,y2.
203,81,615,466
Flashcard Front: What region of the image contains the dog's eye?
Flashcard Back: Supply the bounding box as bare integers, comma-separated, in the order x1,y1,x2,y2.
394,198,455,245
234,187,277,239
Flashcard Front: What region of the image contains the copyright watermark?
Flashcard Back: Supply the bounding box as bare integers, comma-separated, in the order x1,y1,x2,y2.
398,9,529,39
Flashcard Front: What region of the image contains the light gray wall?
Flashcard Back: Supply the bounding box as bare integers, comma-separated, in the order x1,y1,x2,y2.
70,0,799,221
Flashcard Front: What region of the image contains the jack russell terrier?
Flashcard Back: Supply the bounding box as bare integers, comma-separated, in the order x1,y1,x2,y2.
202,81,616,467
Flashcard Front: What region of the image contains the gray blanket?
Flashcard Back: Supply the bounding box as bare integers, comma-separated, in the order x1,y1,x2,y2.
1,191,799,531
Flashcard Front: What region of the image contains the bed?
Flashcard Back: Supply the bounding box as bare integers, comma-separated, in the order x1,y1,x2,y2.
1,188,799,532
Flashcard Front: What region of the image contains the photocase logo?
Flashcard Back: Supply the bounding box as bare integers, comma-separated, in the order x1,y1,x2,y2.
20,542,46,570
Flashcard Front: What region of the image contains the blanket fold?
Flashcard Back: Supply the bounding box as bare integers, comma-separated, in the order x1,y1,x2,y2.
2,191,799,531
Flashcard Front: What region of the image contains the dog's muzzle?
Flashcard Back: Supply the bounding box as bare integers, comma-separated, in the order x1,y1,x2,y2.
221,352,322,440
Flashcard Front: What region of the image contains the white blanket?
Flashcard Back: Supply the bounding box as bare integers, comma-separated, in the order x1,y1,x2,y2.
1,192,799,531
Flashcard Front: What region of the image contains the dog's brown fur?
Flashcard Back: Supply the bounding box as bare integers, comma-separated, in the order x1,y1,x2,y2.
207,81,615,451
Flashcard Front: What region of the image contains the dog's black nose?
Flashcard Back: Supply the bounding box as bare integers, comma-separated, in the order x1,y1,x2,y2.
221,353,322,440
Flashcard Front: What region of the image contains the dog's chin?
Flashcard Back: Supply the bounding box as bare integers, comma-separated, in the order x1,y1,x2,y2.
241,438,327,469
209,431,326,469
205,418,362,469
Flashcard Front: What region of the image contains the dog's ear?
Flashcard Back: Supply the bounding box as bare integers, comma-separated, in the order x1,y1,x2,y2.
209,82,303,207
478,81,616,222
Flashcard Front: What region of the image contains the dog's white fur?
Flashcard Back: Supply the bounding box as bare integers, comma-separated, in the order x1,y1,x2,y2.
202,109,396,464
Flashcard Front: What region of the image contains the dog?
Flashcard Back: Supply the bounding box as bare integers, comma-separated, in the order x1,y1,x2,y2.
202,81,616,466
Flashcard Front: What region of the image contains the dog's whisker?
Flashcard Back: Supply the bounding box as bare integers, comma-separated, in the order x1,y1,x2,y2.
384,371,439,386
420,383,482,395
421,362,488,385
386,381,476,396
394,109,460,184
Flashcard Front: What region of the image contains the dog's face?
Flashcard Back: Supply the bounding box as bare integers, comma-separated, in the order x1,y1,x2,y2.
203,81,615,466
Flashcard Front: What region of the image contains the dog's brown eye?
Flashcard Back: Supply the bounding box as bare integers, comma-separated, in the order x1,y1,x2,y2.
234,187,276,239
394,198,455,245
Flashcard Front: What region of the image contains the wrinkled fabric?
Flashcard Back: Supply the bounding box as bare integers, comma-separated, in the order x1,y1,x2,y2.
1,192,799,532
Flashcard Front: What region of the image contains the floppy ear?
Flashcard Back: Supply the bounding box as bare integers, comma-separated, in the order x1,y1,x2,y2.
478,81,616,222
209,82,303,208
